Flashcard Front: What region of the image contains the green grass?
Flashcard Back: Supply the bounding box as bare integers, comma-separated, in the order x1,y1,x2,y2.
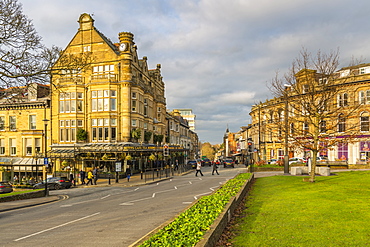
0,189,42,197
230,171,370,246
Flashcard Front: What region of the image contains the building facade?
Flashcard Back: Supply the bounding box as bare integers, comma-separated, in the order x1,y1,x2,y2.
249,63,370,165
0,13,199,181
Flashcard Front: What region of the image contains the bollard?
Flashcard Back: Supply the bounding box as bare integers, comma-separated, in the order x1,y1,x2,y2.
108,174,111,185
115,172,119,183
141,170,143,179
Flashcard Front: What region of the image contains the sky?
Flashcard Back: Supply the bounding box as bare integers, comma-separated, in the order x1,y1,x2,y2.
18,0,370,144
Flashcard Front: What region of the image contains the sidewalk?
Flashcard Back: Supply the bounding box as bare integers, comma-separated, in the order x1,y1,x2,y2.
0,169,192,212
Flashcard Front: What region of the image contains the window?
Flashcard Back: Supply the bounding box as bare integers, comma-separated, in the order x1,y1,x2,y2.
132,92,137,99
0,139,4,154
91,118,117,142
340,69,350,77
59,119,77,143
290,123,295,135
338,114,346,132
338,93,348,107
132,100,137,112
60,92,83,113
25,138,32,155
0,116,4,130
132,119,137,127
359,90,370,104
302,84,309,93
303,122,309,133
35,138,41,153
9,116,16,130
10,139,16,155
361,113,369,132
360,67,370,75
338,143,348,160
29,115,36,130
319,78,328,84
320,121,326,133
91,90,116,112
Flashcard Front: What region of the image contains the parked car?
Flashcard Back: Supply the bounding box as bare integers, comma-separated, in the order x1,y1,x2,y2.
289,157,305,165
203,158,212,166
33,177,72,190
268,159,278,164
187,160,197,169
0,181,13,193
223,159,235,168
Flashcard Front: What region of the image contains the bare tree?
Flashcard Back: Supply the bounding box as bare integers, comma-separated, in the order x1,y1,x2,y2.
270,48,360,182
0,0,91,92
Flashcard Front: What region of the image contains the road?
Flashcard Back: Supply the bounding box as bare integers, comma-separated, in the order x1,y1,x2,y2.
0,165,247,247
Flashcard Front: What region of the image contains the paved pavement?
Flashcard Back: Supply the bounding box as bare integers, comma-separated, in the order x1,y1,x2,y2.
1,168,368,212
0,169,192,212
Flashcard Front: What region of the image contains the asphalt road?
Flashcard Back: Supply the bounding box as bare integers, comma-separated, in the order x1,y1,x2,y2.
0,165,247,247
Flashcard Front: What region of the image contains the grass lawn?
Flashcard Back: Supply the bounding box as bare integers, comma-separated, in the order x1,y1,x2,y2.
0,189,41,197
230,171,370,246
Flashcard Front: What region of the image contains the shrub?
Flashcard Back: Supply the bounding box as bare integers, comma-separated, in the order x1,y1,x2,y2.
139,173,252,246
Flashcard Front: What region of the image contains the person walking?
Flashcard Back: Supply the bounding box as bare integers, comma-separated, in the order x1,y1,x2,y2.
126,166,131,182
212,160,220,175
79,170,86,185
174,159,179,171
93,167,98,185
195,160,204,177
86,170,93,185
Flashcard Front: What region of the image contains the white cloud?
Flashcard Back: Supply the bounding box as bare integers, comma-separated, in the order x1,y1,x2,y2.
18,0,370,144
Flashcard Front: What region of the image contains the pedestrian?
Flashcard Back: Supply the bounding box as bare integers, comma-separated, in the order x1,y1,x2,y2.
93,167,98,185
86,170,93,185
126,166,131,182
69,173,74,185
79,170,86,185
13,175,18,183
174,159,179,171
195,160,204,177
212,160,220,175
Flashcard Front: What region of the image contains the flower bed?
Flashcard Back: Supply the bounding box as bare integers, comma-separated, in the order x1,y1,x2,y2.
138,173,252,247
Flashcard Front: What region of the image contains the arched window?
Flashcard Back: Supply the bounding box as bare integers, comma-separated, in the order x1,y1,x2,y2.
338,114,346,132
360,112,369,132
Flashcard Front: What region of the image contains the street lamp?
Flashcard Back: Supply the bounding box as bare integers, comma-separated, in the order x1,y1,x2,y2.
284,84,291,175
43,118,49,196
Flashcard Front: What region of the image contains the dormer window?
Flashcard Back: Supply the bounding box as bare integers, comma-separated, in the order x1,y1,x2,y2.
340,69,350,77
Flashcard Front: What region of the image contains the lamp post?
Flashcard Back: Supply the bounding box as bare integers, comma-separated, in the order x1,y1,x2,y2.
283,85,291,175
43,118,49,196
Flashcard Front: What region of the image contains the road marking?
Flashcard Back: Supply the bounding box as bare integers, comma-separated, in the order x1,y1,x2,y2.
119,197,152,205
14,212,101,242
101,195,111,199
182,202,192,204
194,191,211,200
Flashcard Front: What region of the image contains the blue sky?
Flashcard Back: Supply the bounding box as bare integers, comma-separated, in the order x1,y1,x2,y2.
19,0,370,144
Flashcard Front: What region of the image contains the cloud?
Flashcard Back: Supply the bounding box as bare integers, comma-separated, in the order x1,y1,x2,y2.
18,0,370,144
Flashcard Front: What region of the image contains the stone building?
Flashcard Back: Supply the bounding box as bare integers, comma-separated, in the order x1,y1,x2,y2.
249,63,370,165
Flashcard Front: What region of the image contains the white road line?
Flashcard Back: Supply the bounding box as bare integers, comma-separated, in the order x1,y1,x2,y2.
14,212,101,242
119,197,152,205
194,191,212,200
182,202,192,204
101,195,111,199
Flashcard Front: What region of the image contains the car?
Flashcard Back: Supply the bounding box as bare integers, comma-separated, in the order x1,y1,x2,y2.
203,158,212,166
33,177,72,190
289,157,305,165
0,181,13,193
187,160,197,169
268,159,278,164
223,159,235,168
